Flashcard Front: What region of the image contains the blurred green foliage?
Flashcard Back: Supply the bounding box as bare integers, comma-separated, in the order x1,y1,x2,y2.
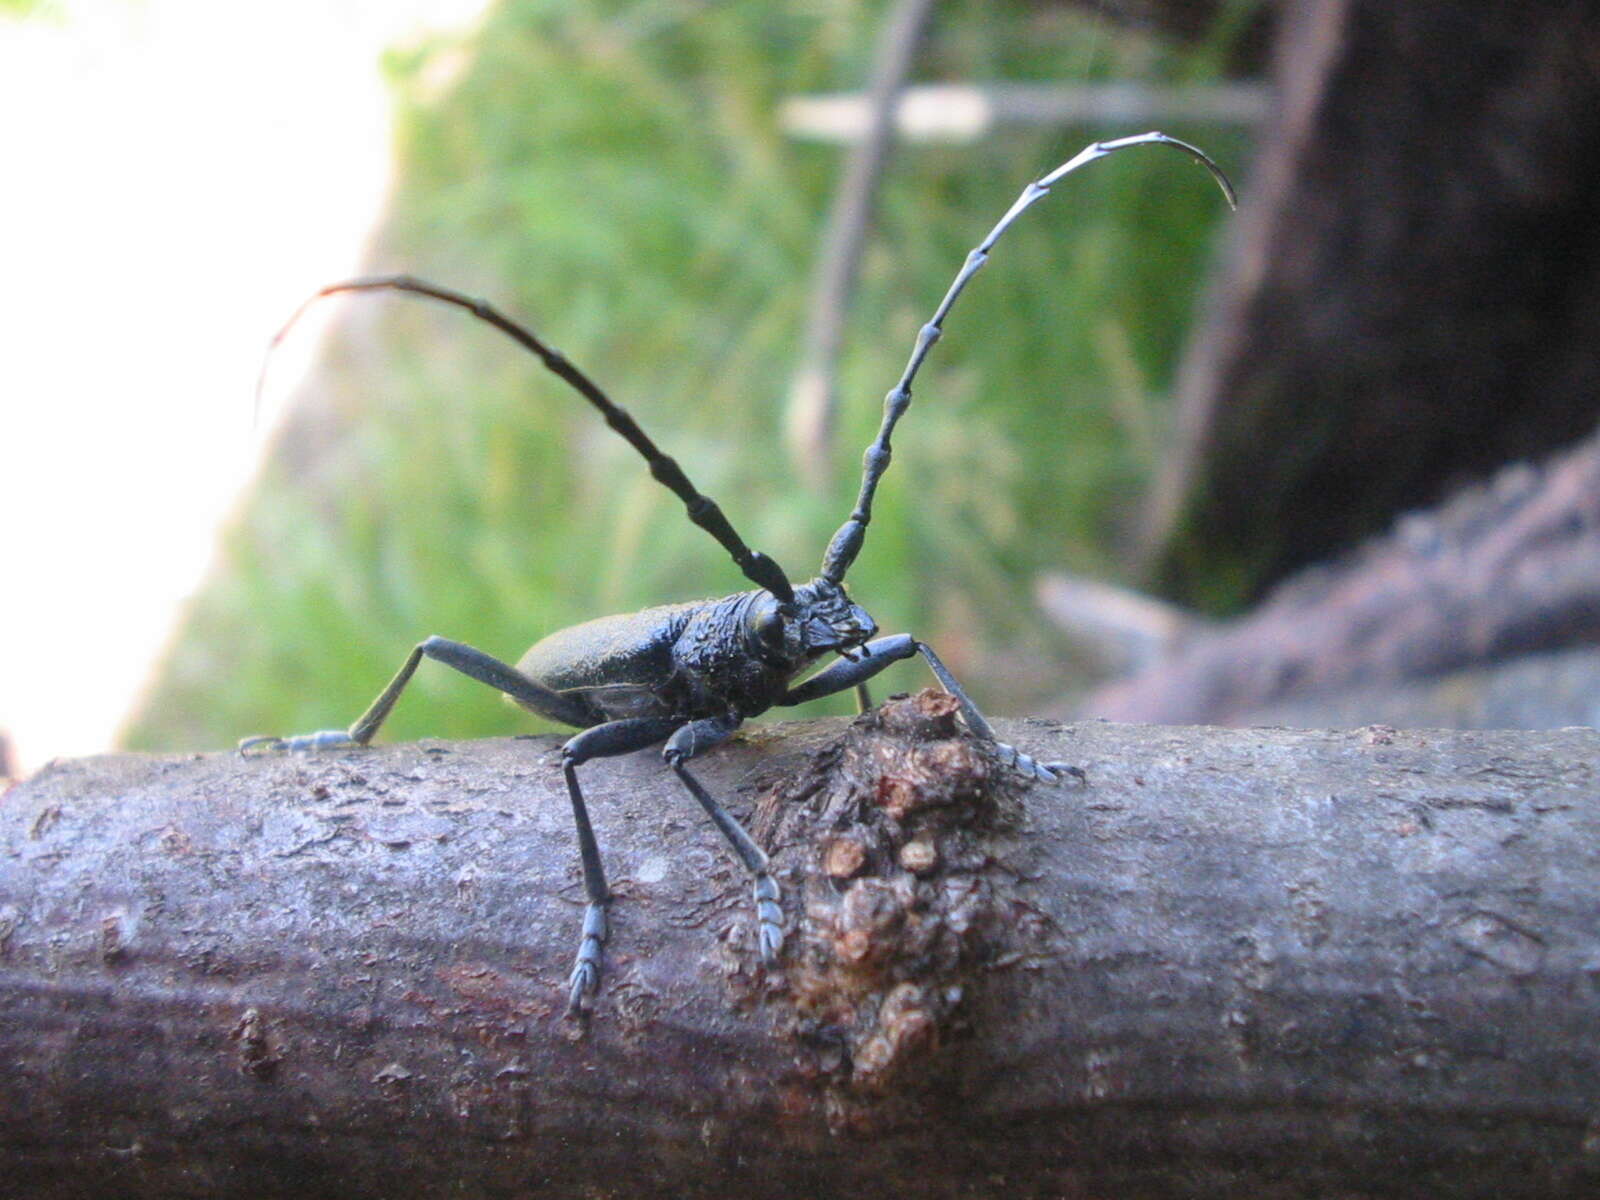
124,0,1250,751
0,0,58,18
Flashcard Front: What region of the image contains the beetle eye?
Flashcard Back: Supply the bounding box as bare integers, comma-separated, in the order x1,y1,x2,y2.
757,608,786,646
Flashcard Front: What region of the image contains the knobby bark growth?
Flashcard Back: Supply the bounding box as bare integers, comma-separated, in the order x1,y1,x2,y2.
3,692,1597,1198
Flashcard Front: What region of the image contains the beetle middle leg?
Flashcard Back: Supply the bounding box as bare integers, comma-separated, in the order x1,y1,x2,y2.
559,716,682,1014
783,634,1084,784
661,716,784,963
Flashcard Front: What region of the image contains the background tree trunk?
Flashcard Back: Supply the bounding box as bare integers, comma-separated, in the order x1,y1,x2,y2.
1143,0,1600,607
3,693,1598,1198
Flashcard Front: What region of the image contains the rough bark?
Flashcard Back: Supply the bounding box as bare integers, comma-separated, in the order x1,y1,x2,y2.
1144,0,1600,606
3,692,1598,1199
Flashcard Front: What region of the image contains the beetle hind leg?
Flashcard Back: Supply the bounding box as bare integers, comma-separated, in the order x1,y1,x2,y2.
238,635,593,755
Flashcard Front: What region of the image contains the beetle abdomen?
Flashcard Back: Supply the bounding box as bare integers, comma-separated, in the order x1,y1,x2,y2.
517,602,698,697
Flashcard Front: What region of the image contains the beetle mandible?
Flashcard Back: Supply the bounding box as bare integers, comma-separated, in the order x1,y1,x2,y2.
242,131,1235,1014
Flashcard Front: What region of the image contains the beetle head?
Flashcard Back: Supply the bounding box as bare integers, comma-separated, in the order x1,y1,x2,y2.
746,578,875,667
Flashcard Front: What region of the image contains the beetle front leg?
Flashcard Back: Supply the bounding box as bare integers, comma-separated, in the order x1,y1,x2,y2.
912,641,1084,784
779,633,916,707
662,717,784,964
782,634,1083,785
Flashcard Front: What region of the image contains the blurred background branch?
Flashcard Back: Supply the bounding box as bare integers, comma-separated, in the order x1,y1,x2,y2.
779,79,1270,144
783,0,936,488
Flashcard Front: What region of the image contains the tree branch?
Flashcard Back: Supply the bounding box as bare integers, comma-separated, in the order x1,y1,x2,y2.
3,692,1598,1198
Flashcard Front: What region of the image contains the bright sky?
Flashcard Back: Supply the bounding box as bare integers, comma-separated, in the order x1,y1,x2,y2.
0,0,490,774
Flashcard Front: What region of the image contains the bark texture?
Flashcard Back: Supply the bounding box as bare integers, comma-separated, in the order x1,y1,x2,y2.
3,693,1599,1198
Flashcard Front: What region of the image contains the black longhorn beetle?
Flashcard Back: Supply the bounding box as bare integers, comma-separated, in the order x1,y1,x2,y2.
242,132,1234,1014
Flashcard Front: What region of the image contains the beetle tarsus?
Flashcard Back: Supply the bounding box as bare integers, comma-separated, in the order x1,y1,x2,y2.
566,902,607,1015
237,729,360,756
991,739,1085,786
753,874,784,963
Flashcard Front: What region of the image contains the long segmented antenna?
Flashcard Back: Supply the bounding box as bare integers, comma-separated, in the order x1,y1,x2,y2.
820,131,1236,584
261,275,795,603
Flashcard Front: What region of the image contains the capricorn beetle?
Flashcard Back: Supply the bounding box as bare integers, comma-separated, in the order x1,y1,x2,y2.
242,132,1235,1014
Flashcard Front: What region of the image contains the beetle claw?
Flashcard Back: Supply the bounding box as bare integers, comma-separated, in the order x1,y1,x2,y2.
1037,760,1088,786
566,963,598,1016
